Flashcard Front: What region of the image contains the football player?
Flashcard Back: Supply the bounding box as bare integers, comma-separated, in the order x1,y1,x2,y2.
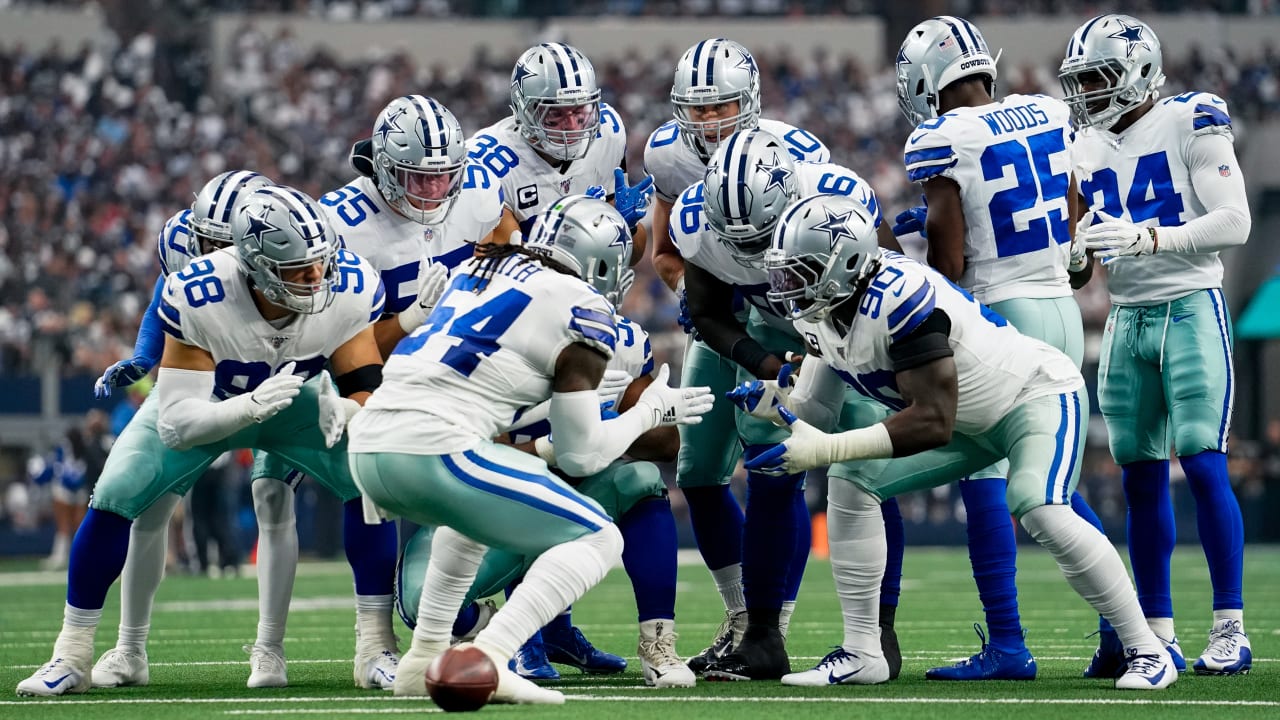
18,185,399,696
893,15,1112,680
733,193,1177,691
668,128,895,680
1062,14,1251,676
470,43,653,261
348,196,713,704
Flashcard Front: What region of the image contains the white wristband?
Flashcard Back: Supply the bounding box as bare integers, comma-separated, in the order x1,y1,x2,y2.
533,436,557,467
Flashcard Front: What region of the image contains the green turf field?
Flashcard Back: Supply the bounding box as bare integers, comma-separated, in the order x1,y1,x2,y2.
1,545,1275,719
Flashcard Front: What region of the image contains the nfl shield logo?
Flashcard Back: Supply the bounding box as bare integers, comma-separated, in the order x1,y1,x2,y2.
559,179,572,194
1219,164,1231,177
423,227,435,240
270,336,289,349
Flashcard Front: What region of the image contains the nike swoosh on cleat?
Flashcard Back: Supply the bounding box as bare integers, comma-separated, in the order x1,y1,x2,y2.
828,667,862,684
1145,666,1167,685
43,673,72,689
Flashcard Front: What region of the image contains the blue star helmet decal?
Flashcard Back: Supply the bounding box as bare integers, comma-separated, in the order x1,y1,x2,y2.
375,107,406,145
612,222,629,248
810,207,857,249
758,152,792,194
734,52,757,72
1107,19,1151,58
896,47,910,66
244,205,281,245
511,61,536,88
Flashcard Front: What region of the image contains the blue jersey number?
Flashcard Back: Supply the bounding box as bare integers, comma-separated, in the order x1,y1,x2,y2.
331,249,363,294
213,357,325,400
782,128,823,160
394,287,533,377
319,185,380,227
980,128,1070,258
649,123,680,148
1080,151,1186,227
461,164,490,190
858,265,905,320
599,105,621,135
678,183,705,236
175,258,225,308
468,134,520,179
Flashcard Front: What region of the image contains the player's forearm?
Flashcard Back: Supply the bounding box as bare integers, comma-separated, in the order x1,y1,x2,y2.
624,426,679,463
131,277,168,367
652,251,685,292
549,389,657,476
882,402,954,456
155,368,257,451
787,358,846,432
373,316,406,358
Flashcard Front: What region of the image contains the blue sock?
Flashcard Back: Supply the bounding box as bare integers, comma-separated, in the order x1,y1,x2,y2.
620,497,678,621
66,508,132,610
342,498,397,596
741,445,802,612
1122,460,1174,618
1180,451,1244,611
880,497,904,609
1069,490,1114,633
784,489,811,603
682,484,743,571
452,603,480,638
544,611,573,635
960,478,1025,653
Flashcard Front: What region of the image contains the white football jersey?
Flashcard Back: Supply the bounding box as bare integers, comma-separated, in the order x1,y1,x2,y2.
353,255,616,454
157,209,195,277
643,118,831,203
1074,91,1236,305
797,252,1082,435
466,103,628,231
157,248,385,400
318,174,504,315
903,94,1074,305
669,160,882,331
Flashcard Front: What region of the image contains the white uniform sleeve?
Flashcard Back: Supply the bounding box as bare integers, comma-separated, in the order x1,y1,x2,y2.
787,354,847,432
903,123,958,184
155,368,259,451
548,388,658,477
1156,132,1250,254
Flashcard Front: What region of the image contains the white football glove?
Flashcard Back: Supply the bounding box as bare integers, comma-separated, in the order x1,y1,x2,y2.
1083,211,1157,259
316,371,348,449
634,363,715,428
597,369,633,408
1068,210,1094,272
742,407,832,475
247,362,303,423
725,363,798,425
398,261,450,333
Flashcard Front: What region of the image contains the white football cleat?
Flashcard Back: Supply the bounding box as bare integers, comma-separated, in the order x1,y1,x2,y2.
1194,619,1252,676
355,648,399,690
781,646,889,687
451,600,498,645
490,667,564,705
393,643,445,697
1115,648,1177,690
92,648,149,687
638,620,695,688
245,644,288,689
16,655,91,697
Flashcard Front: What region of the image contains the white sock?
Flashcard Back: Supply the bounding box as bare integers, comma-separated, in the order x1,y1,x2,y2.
476,525,623,662
355,594,395,651
1020,505,1161,655
64,604,102,629
117,493,179,654
412,527,486,653
1213,609,1243,626
826,481,884,657
252,478,297,655
709,564,746,614
1147,617,1175,643
780,601,796,639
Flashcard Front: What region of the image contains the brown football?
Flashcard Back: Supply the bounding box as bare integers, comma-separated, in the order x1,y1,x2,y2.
424,644,499,712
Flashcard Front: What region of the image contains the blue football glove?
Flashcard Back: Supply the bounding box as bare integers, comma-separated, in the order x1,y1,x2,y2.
726,363,796,424
612,168,655,229
94,359,151,399
892,205,928,240
600,401,619,421
676,286,701,340
584,184,607,200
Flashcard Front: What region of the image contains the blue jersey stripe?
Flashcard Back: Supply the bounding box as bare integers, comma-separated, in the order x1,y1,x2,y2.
904,145,955,165
571,305,615,328
887,282,933,331
442,453,604,532
1193,103,1231,130
906,162,956,183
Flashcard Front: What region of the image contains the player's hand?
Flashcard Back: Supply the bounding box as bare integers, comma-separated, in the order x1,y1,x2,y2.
94,358,151,399
726,363,797,424
612,168,655,229
1068,209,1095,272
675,279,701,340
584,184,607,200
743,407,831,475
398,261,449,333
247,362,303,423
316,371,347,448
1083,211,1157,258
635,363,714,427
892,205,928,241
597,369,634,408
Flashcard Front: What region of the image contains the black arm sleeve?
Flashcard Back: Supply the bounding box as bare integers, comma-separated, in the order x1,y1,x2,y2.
888,309,954,372
685,262,771,374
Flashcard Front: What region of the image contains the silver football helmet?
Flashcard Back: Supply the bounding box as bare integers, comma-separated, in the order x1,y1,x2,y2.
371,95,468,225
524,195,632,302
231,185,340,315
896,16,999,126
189,171,274,256
766,194,881,323
703,129,800,268
671,38,762,161
1059,14,1165,131
510,43,601,162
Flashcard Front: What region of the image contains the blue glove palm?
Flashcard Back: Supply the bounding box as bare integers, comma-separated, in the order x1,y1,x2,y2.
892,205,928,240
95,359,151,399
612,168,655,229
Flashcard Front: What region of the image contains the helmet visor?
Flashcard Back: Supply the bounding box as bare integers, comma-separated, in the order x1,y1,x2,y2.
766,250,828,320
1059,59,1129,128
533,99,600,157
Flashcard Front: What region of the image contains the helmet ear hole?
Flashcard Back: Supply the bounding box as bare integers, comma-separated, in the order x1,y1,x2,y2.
845,253,861,272
915,79,925,96
1140,63,1151,78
